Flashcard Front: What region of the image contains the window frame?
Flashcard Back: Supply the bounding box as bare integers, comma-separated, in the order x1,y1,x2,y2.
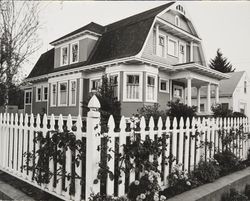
36,86,42,102
179,42,186,63
159,78,169,93
58,81,68,107
244,81,247,94
157,33,166,58
61,45,69,66
145,73,158,102
89,78,101,92
50,83,57,107
25,90,32,105
175,15,180,27
70,42,79,64
69,79,77,106
168,37,178,57
123,72,143,102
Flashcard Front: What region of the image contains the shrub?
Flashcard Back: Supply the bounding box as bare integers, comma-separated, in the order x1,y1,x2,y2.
89,193,128,201
212,104,246,118
167,100,197,128
214,150,244,176
245,184,250,199
136,103,167,127
221,188,248,201
192,158,220,183
127,170,163,201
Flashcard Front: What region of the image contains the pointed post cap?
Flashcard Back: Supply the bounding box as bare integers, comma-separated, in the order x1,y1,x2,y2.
88,95,101,111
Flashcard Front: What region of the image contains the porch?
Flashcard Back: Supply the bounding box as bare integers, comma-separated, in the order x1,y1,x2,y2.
169,63,230,115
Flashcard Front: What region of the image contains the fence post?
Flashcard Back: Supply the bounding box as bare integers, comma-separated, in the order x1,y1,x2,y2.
85,95,101,199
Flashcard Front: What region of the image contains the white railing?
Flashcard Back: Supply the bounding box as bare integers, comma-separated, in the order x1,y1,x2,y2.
0,95,249,201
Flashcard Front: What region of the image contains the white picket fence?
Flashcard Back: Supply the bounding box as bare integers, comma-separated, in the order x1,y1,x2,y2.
0,95,249,201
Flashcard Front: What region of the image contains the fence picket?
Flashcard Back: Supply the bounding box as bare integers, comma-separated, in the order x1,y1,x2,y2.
184,118,190,171
172,117,177,168
56,114,63,196
157,117,163,184
28,114,35,181
195,118,201,166
189,117,195,171
13,113,18,173
107,115,115,195
163,117,170,186
18,113,23,176
118,116,126,196
0,113,3,168
178,117,184,167
48,114,55,192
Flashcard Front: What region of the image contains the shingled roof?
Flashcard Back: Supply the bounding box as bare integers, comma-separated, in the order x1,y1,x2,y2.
27,2,176,79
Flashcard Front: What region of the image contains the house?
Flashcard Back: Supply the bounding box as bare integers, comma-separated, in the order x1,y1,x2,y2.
191,71,250,117
24,2,229,117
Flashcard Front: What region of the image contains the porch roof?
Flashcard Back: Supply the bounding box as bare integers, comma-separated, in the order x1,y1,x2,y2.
173,62,230,80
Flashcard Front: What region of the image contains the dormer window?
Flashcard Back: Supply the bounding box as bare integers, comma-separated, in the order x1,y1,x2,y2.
71,42,79,63
61,46,69,66
175,16,180,27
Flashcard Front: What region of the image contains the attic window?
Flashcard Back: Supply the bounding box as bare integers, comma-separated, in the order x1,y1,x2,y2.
175,16,180,27
176,5,185,15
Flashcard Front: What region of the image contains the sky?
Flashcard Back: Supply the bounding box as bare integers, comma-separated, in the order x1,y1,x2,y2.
23,1,250,78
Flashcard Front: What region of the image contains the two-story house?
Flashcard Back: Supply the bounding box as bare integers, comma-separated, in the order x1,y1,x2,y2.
24,2,229,117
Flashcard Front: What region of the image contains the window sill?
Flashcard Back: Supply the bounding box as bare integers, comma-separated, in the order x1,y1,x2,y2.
167,53,178,58
159,90,169,94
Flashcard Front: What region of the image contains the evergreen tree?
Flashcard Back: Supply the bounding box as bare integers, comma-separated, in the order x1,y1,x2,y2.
209,49,235,73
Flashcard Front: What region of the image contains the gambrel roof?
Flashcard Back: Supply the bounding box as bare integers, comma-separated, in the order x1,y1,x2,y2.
27,2,204,79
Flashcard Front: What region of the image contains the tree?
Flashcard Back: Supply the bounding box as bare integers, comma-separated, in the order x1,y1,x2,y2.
0,0,41,110
209,49,235,73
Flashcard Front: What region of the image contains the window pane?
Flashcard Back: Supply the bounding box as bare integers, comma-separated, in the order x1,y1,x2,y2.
72,44,78,62
52,84,57,106
160,81,167,91
44,87,48,100
147,76,155,101
60,83,67,105
71,81,76,105
169,40,177,56
62,47,68,65
127,75,140,100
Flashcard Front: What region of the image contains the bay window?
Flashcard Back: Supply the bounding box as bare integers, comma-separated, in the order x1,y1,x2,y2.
69,80,77,106
51,84,57,106
59,82,68,106
71,43,79,63
124,73,142,101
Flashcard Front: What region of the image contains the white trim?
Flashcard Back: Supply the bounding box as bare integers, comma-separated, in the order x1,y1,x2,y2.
145,73,158,102
48,72,82,83
69,79,77,106
78,78,83,115
70,41,79,64
159,78,169,93
123,72,143,102
50,83,57,107
58,81,68,107
51,31,100,46
168,37,178,57
60,45,69,66
36,86,42,102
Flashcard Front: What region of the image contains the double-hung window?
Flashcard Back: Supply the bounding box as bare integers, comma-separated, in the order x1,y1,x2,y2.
124,73,142,101
146,75,156,102
69,80,77,106
36,87,42,102
59,82,68,106
168,38,178,57
158,35,166,57
71,43,79,63
61,46,69,66
173,85,183,99
51,84,57,106
25,91,32,105
159,79,169,93
43,86,48,101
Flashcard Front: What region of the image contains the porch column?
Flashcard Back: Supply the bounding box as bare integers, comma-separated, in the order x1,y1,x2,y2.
190,41,194,62
169,80,172,101
156,24,159,56
215,84,219,104
197,87,201,113
207,83,211,113
187,77,192,106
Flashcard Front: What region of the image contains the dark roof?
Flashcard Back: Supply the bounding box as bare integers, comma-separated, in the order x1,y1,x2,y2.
50,22,105,44
28,2,176,79
27,48,54,79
